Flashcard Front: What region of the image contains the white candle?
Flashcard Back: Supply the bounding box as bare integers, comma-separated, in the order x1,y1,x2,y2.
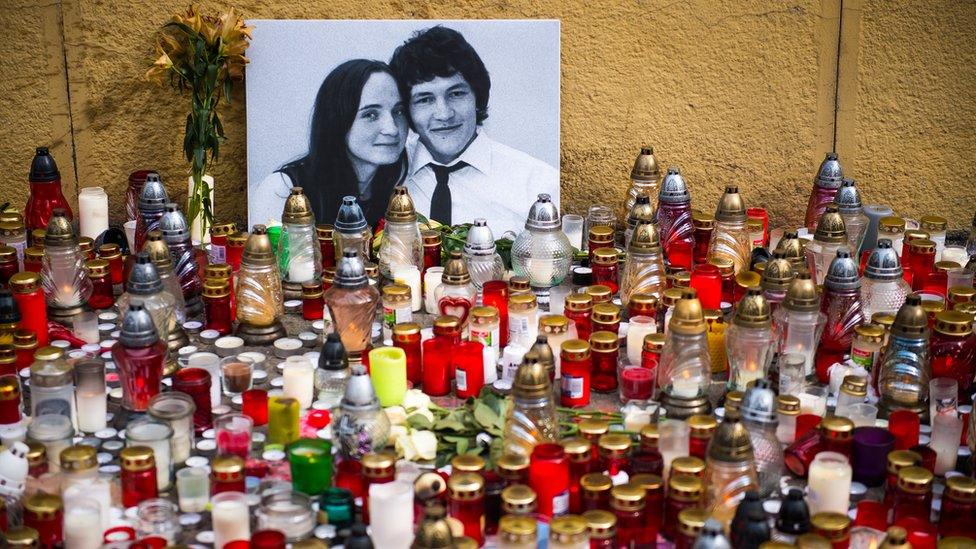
828,362,855,397
508,308,539,349
500,344,528,382
807,452,852,515
63,477,112,533
283,357,315,409
393,266,423,312
625,316,656,366
63,497,103,549
424,267,444,314
188,352,222,410
212,492,250,548
483,345,499,384
931,414,964,475
671,376,700,399
289,257,316,283
76,390,107,433
658,420,690,478
78,187,109,240
369,481,414,548
128,421,173,491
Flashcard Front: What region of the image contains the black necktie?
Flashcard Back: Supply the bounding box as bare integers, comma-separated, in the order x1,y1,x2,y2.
428,162,466,226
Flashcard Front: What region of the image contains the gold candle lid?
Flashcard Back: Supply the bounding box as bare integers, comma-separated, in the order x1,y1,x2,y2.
0,246,16,263
540,314,570,334
550,515,588,544
643,332,666,352
579,418,611,437
24,246,44,263
591,303,621,324
629,473,663,493
935,310,973,336
451,454,486,474
677,507,709,539
783,271,821,312
661,287,684,308
581,472,613,494
640,423,660,446
5,525,40,547
433,315,462,333
692,209,715,230
810,512,852,539
120,445,156,472
886,449,922,475
205,263,232,279
597,433,632,455
382,283,411,301
714,185,747,222
470,306,499,324
667,474,703,502
813,205,847,243
854,323,884,342
796,534,833,549
589,330,618,353
629,221,662,253
203,278,230,298
301,281,323,298
777,394,800,416
879,527,910,549
631,146,660,180
896,466,933,494
582,509,616,539
936,261,962,273
907,238,936,254
59,445,97,472
362,451,397,478
585,285,613,304
904,229,929,244
501,484,537,509
413,503,454,548
26,443,45,468
499,514,537,540
627,293,657,314
878,216,906,234
708,256,734,277
0,375,20,401
840,375,868,397
670,270,692,288
392,322,421,342
948,285,976,303
671,456,706,478
588,225,614,245
228,231,249,246
736,270,761,291
9,272,40,293
43,210,76,247
385,185,418,223
944,475,976,503
560,339,590,362
565,292,594,312
447,472,485,500
687,414,718,439
421,229,441,245
211,455,245,480
281,187,315,225
821,416,855,440
496,453,529,475
610,483,646,511
211,222,237,237
707,418,753,462
508,293,537,311
84,258,109,277
955,301,976,317
669,288,706,335
24,492,62,519
242,225,276,266
919,215,947,231
512,351,551,399
508,276,531,293
33,346,64,361
592,246,619,266
13,329,37,350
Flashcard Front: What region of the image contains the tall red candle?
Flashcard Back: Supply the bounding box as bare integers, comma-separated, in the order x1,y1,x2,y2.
452,341,485,399
242,389,269,426
120,445,158,507
393,322,422,385
9,272,47,347
482,280,509,348
422,337,451,396
529,443,570,518
559,339,591,408
172,367,213,434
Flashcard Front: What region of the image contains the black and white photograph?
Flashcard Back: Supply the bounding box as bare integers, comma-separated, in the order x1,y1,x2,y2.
246,19,560,236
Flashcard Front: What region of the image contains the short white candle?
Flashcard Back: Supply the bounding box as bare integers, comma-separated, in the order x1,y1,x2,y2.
289,257,316,283
424,267,444,314
127,421,173,491
76,390,107,433
671,376,700,399
369,481,414,548
283,357,315,409
63,477,112,533
78,187,109,240
393,266,423,312
807,452,852,515
188,352,223,408
931,414,964,475
63,498,103,549
483,345,499,384
212,492,250,548
625,316,656,366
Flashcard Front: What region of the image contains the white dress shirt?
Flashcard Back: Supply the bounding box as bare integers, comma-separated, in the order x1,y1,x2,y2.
404,131,559,237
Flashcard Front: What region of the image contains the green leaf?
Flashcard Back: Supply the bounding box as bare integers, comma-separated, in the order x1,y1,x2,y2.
434,416,467,432
456,438,469,455
407,413,432,430
473,401,499,431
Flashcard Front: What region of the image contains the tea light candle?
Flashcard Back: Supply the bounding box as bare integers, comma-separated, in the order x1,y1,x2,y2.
274,338,303,359
282,357,315,409
369,347,407,407
214,336,244,358
671,376,700,399
211,492,250,548
393,266,423,312
424,267,445,314
78,187,109,240
625,316,656,366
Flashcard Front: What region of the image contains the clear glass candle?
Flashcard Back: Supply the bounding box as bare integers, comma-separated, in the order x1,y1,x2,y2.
806,452,852,515
30,346,76,424
211,491,250,548
176,466,210,512
63,497,102,549
282,356,315,409
147,391,196,465
126,419,174,491
659,419,690,477
255,490,315,542
215,413,253,459
73,358,106,433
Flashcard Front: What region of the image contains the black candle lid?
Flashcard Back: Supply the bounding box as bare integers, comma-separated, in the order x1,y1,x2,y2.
318,333,348,371
29,147,60,182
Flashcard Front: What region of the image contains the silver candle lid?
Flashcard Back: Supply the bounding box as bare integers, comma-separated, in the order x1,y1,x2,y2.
159,203,190,243
138,173,168,212
833,178,862,214
335,196,367,233
658,166,690,204
525,194,562,232
740,379,778,426
691,519,732,549
127,252,164,295
119,303,159,348
333,249,368,289
815,152,844,188
463,219,497,256
824,247,861,291
341,365,380,409
864,239,902,281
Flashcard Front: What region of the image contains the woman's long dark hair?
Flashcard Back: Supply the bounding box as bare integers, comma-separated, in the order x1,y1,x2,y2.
278,59,407,226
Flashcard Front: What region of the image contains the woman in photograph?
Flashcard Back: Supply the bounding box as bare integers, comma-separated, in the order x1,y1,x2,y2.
252,59,408,227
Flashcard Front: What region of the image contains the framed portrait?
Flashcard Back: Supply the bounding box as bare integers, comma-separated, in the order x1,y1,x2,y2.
245,19,560,237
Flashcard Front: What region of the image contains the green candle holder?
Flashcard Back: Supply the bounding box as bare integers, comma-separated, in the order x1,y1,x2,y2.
287,438,333,496
321,487,354,527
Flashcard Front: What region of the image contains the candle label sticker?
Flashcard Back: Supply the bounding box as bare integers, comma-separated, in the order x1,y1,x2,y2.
383,306,412,331
561,375,584,400
509,316,531,338
502,360,520,382
456,368,467,392
36,397,72,418
552,490,570,516
850,347,874,371
210,245,226,265
470,327,496,349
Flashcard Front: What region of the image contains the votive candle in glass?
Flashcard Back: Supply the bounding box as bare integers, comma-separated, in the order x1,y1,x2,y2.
215,413,253,459
659,419,690,477
422,336,451,396
929,377,958,421
392,265,423,313
171,367,213,435
176,466,210,512
63,497,102,549
126,418,174,491
453,341,485,399
211,491,250,549
807,452,852,515
282,356,315,409
255,491,315,542
930,414,964,475
73,358,106,433
851,427,894,487
369,480,415,546
147,391,196,465
392,322,422,386
187,351,222,414
220,355,254,396
242,389,269,426
529,443,571,518
424,266,445,314
268,396,300,446
287,438,333,496
448,472,487,545
120,445,158,508
24,492,63,548
369,346,408,407
482,280,510,348
888,410,920,450
211,455,246,495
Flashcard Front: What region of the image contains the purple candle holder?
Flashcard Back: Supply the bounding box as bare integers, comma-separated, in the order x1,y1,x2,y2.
851,426,895,486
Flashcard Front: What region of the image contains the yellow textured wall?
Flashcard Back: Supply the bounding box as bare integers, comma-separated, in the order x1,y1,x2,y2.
1,0,973,232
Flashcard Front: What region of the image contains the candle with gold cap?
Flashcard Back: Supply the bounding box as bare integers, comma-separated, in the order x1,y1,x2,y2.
235,225,286,345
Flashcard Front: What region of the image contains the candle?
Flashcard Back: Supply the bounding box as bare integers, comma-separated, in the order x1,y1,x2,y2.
393,266,423,312
215,413,253,459
72,311,99,345
369,347,407,407
187,352,222,414
220,356,253,395
625,316,656,366
806,452,852,515
671,374,700,399
287,438,333,496
63,498,102,549
424,267,445,314
74,358,106,433
368,481,414,548
211,492,250,548
187,175,215,244
78,187,109,240
126,419,173,491
658,420,690,478
176,467,210,512
828,362,856,397
930,414,964,475
289,256,316,283
282,357,315,409
62,477,113,532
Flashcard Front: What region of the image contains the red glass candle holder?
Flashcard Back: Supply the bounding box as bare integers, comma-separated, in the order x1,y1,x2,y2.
692,216,713,265
448,473,486,545
560,341,592,408
9,273,48,347
172,367,213,434
747,208,769,247
854,500,887,531
393,323,422,386
23,493,63,548
226,234,246,272
251,530,287,549
120,447,158,508
784,427,824,477
210,456,246,495
98,244,124,286
591,249,620,295
0,252,17,285
334,458,364,499
897,516,938,549
242,389,268,426
690,263,722,310
422,337,452,396
316,225,336,270
422,230,441,275
529,443,570,518
888,410,920,450
589,331,619,392
301,282,325,321
203,283,233,336
619,366,654,402
482,281,509,348
87,266,115,309
452,341,485,399
795,414,823,440
0,375,22,425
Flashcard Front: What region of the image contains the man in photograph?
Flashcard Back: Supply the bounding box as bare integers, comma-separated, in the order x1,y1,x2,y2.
390,26,559,236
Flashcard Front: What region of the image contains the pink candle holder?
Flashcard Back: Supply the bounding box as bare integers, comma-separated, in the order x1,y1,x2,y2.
215,413,253,459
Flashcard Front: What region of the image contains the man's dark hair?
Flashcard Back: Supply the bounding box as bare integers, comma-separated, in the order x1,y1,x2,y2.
389,26,491,125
